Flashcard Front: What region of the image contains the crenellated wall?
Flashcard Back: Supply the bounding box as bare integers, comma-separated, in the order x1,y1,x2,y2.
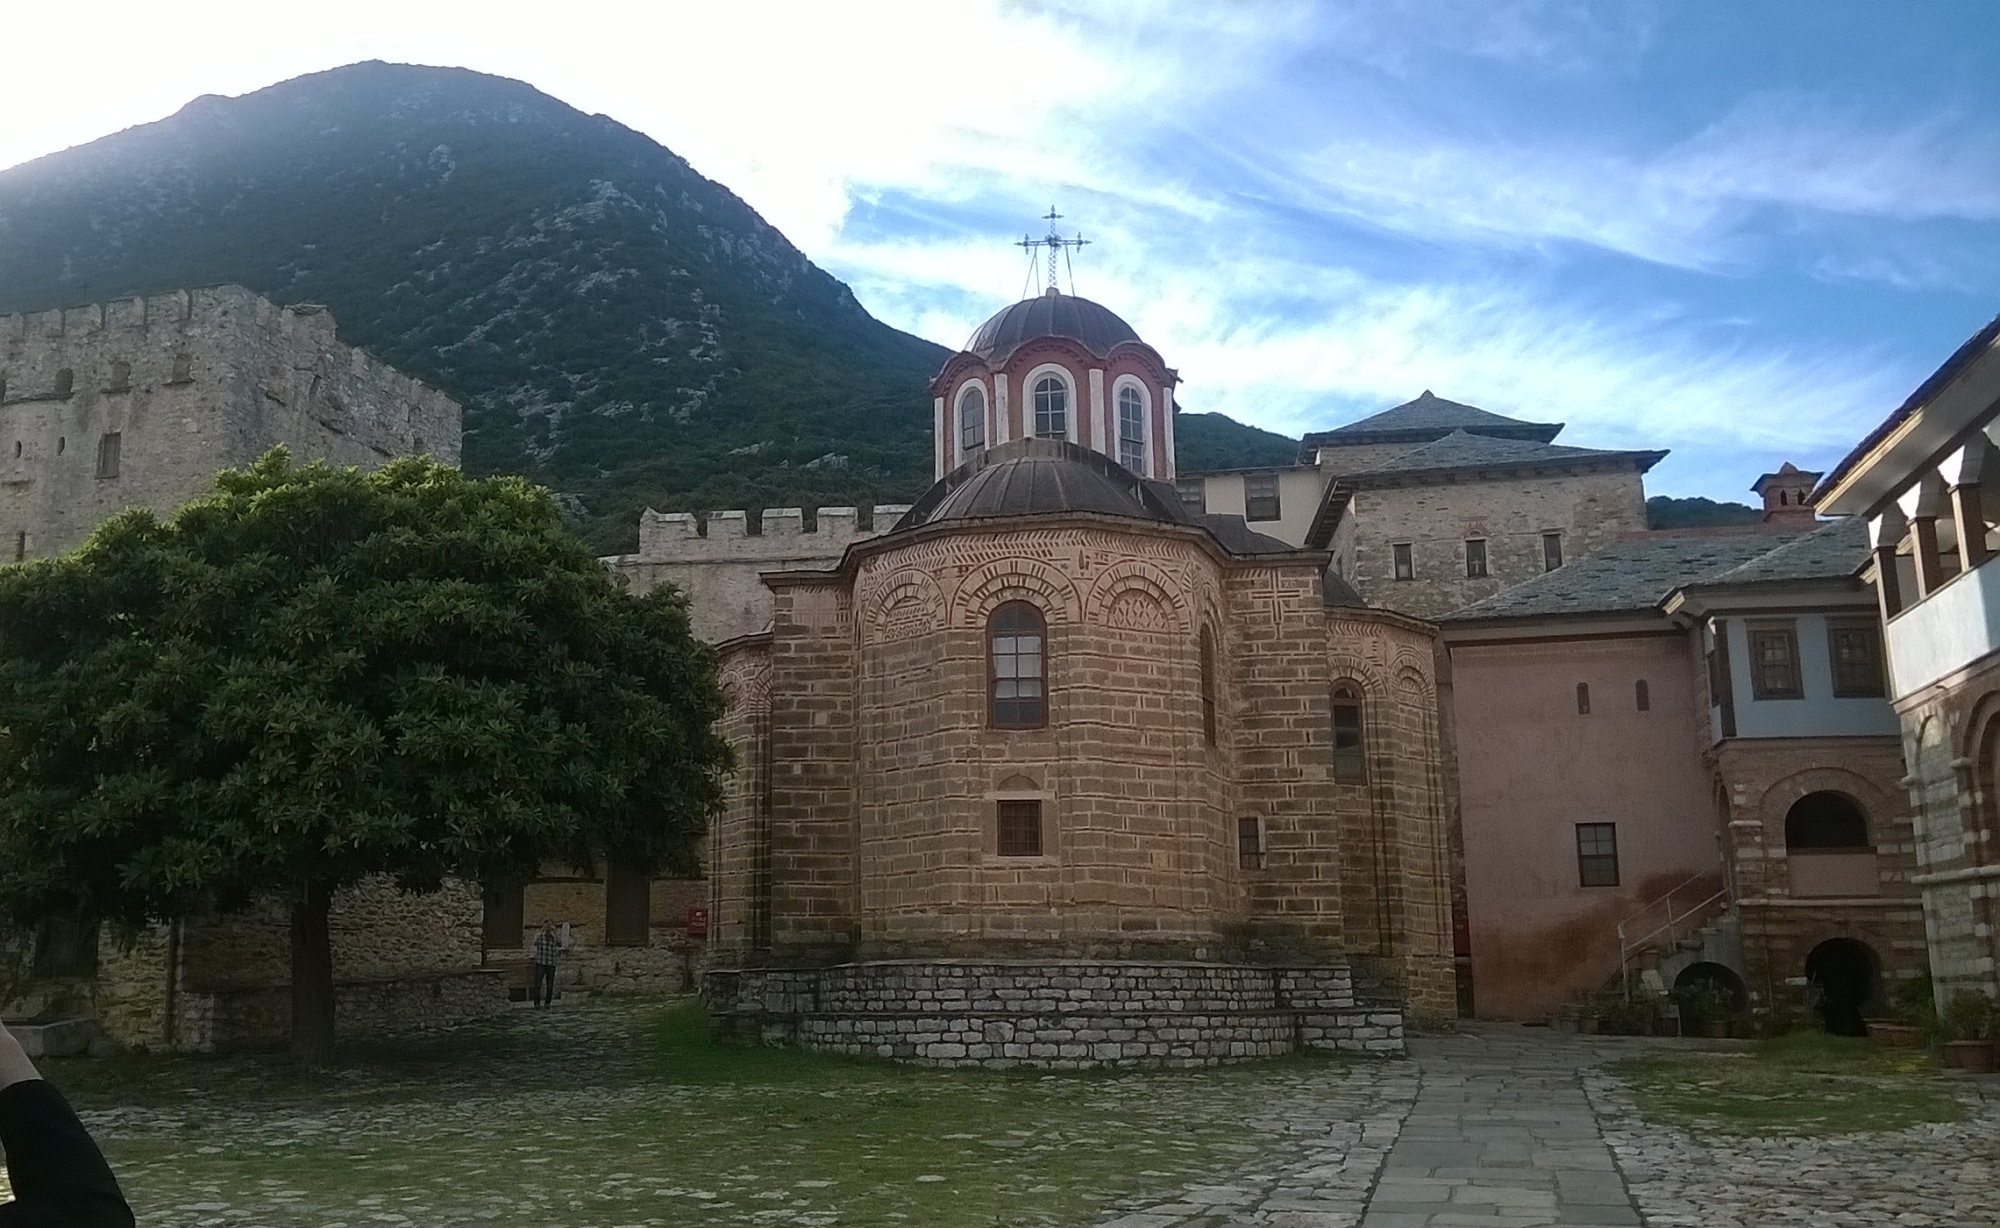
0,284,461,558
605,504,910,642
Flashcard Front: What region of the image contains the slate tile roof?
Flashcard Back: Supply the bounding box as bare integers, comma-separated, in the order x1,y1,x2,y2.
1443,517,1867,622
1345,429,1667,482
1301,391,1562,450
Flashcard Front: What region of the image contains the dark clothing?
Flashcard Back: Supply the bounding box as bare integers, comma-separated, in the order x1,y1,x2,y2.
531,963,557,1008
0,1079,134,1227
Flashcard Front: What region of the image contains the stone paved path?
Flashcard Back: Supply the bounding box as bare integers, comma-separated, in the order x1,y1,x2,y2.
1099,1025,2000,1228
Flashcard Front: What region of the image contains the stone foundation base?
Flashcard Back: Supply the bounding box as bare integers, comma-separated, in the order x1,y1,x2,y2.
704,960,1405,1069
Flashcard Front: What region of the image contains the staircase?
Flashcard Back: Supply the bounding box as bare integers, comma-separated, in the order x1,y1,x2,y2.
1615,872,1737,1000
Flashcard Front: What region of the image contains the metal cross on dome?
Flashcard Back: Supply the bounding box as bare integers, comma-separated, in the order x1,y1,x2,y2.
1017,207,1089,293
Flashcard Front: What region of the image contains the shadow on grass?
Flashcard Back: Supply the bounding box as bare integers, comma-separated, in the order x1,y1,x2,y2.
1614,1029,1965,1137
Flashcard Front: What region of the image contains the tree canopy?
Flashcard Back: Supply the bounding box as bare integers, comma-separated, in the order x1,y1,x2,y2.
0,451,728,1060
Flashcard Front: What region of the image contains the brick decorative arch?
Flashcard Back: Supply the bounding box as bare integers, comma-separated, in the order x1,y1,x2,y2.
716,650,772,717
859,567,947,644
1084,559,1189,635
1755,766,1897,831
951,556,1082,627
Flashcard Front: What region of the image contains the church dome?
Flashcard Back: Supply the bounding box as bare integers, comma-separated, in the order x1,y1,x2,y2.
897,438,1190,530
964,288,1143,365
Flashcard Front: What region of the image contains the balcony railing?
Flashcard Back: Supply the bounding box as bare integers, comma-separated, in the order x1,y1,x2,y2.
1886,550,2000,698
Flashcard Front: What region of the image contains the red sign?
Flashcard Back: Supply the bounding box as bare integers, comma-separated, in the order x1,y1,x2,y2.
685,908,709,938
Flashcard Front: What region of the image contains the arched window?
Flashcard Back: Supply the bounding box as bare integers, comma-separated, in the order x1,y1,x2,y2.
1635,679,1650,711
53,369,73,398
1118,384,1146,472
108,361,131,392
958,385,986,460
1576,682,1591,714
1199,628,1218,746
1033,375,1068,439
989,602,1047,728
1331,682,1366,782
1785,791,1869,850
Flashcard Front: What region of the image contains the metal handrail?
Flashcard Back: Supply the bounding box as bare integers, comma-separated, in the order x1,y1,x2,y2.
1616,874,1728,1000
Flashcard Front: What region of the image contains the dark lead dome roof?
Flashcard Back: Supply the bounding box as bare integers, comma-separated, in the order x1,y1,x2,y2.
891,439,1297,557
964,289,1144,365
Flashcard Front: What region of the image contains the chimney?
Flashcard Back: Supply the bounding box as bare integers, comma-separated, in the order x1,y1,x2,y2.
1751,462,1821,528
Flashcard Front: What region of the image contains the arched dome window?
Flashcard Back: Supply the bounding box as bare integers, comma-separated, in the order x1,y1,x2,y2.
989,602,1047,728
1331,682,1366,783
958,385,987,461
1118,384,1147,472
1033,375,1069,440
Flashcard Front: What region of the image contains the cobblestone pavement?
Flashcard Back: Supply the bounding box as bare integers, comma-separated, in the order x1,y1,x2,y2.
1096,1026,2000,1228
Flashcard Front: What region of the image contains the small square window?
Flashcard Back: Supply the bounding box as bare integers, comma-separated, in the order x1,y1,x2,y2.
1244,474,1281,522
1465,539,1488,578
1392,543,1414,580
998,799,1043,857
1175,478,1207,514
1748,624,1803,700
1543,532,1563,572
1827,621,1885,698
1237,817,1263,871
1576,823,1619,887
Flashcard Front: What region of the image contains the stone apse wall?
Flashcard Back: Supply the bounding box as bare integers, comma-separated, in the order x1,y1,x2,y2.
705,512,1457,1064
1898,655,2000,1009
0,284,461,558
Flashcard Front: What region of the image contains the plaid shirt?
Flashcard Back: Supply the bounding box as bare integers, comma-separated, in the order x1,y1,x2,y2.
533,930,562,967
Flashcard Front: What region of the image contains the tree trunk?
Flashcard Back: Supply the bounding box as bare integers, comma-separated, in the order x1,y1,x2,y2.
289,881,336,1067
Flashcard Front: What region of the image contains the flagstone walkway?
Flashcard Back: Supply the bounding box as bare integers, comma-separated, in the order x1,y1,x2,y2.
1099,1025,2000,1228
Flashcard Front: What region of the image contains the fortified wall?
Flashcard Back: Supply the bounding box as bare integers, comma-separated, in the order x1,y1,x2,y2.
606,504,911,642
0,284,461,557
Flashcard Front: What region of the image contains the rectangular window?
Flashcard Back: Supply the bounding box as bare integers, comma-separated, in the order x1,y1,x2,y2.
1576,823,1620,888
1543,532,1563,572
1175,477,1207,514
1465,539,1488,578
96,431,121,479
1237,817,1263,871
1331,687,1367,782
482,880,525,949
997,799,1043,857
1392,543,1414,580
1748,624,1803,700
1243,473,1281,522
1827,620,1886,698
604,859,651,947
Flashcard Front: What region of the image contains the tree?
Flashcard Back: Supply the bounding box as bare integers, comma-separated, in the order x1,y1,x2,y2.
0,451,728,1064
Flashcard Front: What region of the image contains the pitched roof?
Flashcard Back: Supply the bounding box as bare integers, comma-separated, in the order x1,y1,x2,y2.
1342,429,1666,484
1441,522,1864,622
1301,391,1563,452
1814,311,2000,508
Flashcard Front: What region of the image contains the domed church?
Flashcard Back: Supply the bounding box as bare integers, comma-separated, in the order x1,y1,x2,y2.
704,289,1455,1067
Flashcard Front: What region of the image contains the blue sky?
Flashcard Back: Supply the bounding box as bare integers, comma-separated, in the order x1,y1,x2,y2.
5,1,1998,501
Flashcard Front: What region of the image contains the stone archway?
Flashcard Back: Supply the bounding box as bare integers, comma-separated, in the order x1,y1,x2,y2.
1674,961,1747,1013
1804,937,1878,1036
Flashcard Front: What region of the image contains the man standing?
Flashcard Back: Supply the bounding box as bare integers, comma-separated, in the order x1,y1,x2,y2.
531,921,562,1009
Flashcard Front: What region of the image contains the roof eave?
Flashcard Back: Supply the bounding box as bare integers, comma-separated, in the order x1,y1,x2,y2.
1347,450,1667,487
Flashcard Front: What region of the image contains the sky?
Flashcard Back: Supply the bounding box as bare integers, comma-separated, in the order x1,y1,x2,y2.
3,1,1999,502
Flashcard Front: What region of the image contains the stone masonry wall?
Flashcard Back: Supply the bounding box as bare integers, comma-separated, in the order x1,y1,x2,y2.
707,960,1404,1069
1713,736,1929,1022
1350,468,1648,618
0,285,461,558
607,505,907,642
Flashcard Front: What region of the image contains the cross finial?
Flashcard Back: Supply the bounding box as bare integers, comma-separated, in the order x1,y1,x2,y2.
1017,206,1089,292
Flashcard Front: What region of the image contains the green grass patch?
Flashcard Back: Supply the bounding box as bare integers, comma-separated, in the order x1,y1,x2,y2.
22,998,1385,1228
1614,1030,1967,1138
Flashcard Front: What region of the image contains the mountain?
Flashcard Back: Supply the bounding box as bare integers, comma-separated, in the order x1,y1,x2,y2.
0,62,950,551
1646,496,1763,530
1173,413,1299,470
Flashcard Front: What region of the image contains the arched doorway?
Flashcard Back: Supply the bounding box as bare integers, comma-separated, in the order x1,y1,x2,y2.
1804,938,1877,1036
1674,961,1747,1012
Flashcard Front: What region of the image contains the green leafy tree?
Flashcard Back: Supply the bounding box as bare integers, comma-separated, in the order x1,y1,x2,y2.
0,451,728,1064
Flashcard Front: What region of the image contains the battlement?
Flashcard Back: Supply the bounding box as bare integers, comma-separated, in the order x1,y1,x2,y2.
0,284,463,559
635,505,911,561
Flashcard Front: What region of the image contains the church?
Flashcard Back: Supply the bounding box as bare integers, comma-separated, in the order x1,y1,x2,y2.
697,288,1458,1066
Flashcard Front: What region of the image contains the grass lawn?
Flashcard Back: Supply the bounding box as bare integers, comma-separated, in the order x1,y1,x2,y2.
1613,1030,1970,1138
10,997,1394,1227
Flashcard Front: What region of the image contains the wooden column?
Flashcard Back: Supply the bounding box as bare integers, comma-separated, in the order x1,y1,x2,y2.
1952,483,1991,569
1911,516,1946,596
